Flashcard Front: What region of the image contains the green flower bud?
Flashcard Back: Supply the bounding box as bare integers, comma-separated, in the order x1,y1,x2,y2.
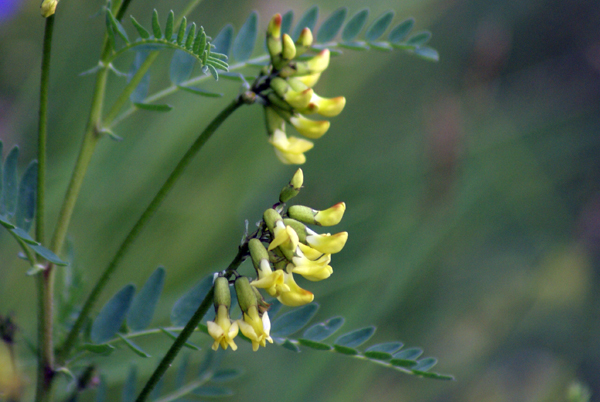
41,0,58,17
235,277,258,313
213,277,231,310
282,218,308,242
267,14,283,59
249,239,269,270
263,208,283,233
279,168,304,203
288,203,346,226
295,28,314,57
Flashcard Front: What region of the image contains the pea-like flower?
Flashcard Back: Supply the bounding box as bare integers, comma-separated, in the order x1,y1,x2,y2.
277,269,315,306
251,259,290,297
237,306,273,351
258,14,346,165
207,305,239,351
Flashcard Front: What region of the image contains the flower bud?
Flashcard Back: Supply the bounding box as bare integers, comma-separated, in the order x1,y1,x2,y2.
288,203,346,226
308,95,346,117
281,34,297,63
267,14,283,59
41,0,58,17
263,208,283,233
249,238,269,270
279,168,304,203
294,73,321,88
213,276,231,309
264,106,285,134
235,276,258,313
282,218,308,242
289,114,330,139
280,49,330,77
270,78,313,109
295,28,314,57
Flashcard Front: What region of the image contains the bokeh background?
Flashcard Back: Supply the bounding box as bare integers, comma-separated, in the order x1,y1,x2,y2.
2,0,600,400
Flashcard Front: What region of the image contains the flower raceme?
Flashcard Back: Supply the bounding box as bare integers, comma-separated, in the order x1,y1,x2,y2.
208,170,347,352
259,14,346,164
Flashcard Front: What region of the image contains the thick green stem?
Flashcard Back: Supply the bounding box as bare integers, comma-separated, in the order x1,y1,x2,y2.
57,97,244,364
135,286,214,402
136,245,248,402
102,51,159,127
34,15,55,402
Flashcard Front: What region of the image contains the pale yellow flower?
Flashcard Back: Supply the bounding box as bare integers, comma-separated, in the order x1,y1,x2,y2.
207,305,239,351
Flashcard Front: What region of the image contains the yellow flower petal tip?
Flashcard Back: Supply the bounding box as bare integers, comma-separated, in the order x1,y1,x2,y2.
315,202,346,226
41,0,58,17
289,115,330,139
312,95,346,117
306,231,348,254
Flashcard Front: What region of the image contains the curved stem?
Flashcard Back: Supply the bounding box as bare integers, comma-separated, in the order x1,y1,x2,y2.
136,244,248,402
57,97,244,364
35,15,55,402
135,286,215,402
110,55,270,128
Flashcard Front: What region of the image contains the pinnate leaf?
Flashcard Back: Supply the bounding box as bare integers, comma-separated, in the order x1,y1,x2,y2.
388,18,415,43
365,10,395,42
281,11,294,36
171,275,213,326
15,160,37,231
334,326,375,348
116,333,151,358
292,6,319,41
406,31,432,46
232,11,258,62
302,316,344,341
91,284,136,344
212,24,234,57
130,16,150,39
271,303,319,338
316,7,347,43
341,8,369,42
297,338,332,350
151,9,162,38
211,368,244,382
169,50,196,85
412,357,437,372
127,267,165,331
2,146,18,216
413,46,439,62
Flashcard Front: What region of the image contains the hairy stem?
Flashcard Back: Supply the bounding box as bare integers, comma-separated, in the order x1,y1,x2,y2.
136,245,248,402
57,97,244,364
34,15,55,402
135,286,215,402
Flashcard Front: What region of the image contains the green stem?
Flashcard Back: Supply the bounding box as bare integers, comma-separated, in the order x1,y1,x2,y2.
56,97,244,364
110,56,269,129
135,286,215,402
136,244,248,402
34,15,55,402
102,51,159,127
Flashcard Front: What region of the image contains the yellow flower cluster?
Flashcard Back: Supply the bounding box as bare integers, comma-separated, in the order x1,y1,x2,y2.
262,14,346,164
207,170,348,352
252,169,347,306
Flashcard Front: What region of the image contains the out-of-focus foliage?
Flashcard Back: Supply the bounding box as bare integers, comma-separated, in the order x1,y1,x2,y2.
1,0,599,401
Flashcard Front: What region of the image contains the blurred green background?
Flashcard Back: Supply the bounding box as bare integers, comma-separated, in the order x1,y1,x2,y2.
2,0,600,400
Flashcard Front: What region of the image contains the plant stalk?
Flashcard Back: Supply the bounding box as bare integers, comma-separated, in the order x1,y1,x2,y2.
34,14,55,402
57,96,244,364
136,244,248,402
